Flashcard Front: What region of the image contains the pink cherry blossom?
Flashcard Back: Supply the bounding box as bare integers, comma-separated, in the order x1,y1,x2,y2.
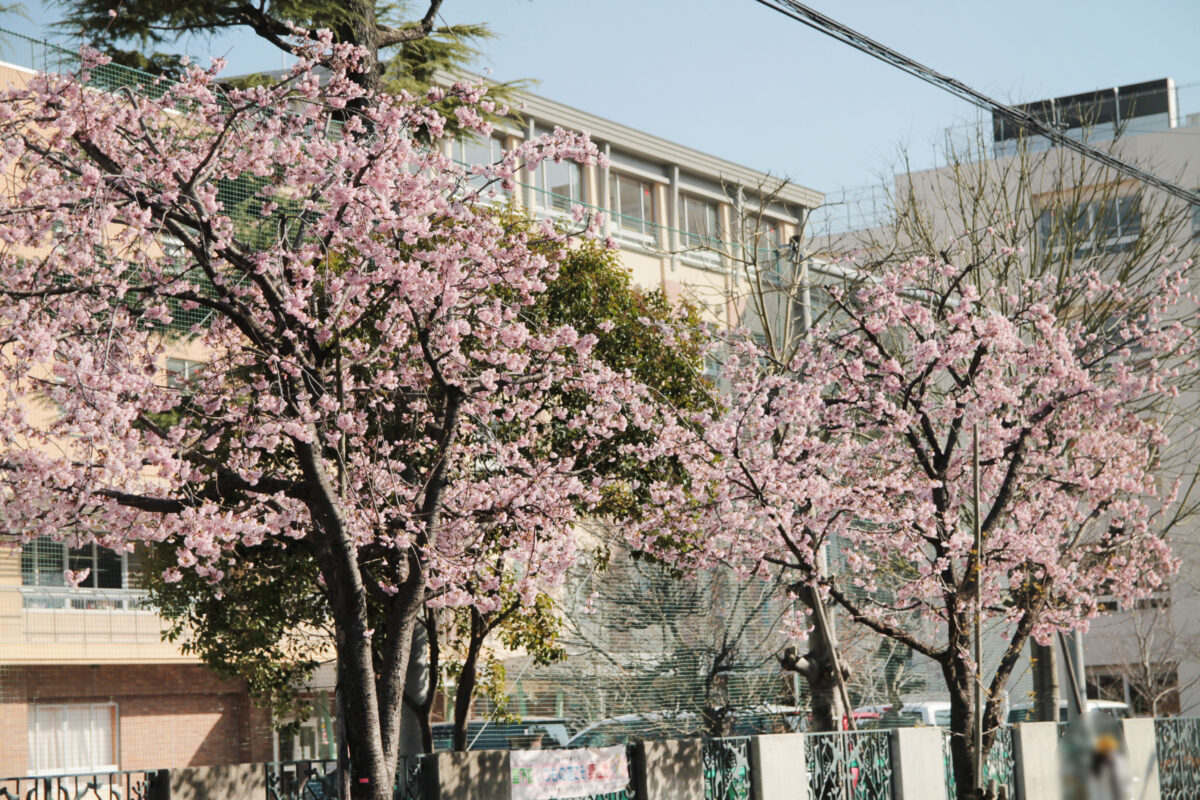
631,254,1194,790
0,34,679,798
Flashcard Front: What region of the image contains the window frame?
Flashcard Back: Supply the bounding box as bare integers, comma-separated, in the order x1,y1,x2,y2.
677,192,723,253
608,172,659,245
20,538,143,611
1035,196,1142,257
27,702,120,776
165,357,204,390
531,158,584,216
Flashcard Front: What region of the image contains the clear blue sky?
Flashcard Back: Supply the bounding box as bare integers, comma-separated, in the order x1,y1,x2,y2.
5,1,1199,196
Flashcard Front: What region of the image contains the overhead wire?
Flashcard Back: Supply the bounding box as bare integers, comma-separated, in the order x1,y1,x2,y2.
752,0,1200,207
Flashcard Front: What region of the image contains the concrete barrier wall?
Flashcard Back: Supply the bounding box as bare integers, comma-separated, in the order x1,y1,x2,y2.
750,733,807,800
1122,718,1161,800
170,764,264,800
1012,722,1060,800
635,739,704,800
889,727,946,800
431,751,509,800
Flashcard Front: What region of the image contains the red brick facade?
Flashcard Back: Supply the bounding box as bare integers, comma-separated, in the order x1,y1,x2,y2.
0,663,272,775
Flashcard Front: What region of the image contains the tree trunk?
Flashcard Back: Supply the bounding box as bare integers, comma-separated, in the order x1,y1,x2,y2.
452,609,485,751
339,0,383,93
783,586,847,732
326,573,392,800
1031,640,1059,722
945,658,982,800
944,655,1005,800
413,609,439,753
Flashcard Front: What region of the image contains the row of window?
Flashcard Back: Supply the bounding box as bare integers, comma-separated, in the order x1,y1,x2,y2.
454,136,789,256
1035,197,1143,255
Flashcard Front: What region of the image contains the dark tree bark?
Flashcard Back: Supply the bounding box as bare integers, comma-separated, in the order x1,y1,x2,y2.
452,608,485,752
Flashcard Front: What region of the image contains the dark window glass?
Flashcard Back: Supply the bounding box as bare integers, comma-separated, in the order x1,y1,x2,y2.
21,538,66,586
539,161,581,212
611,174,655,236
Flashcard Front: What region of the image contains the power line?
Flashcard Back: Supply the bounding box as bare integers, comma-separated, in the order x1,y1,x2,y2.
753,0,1200,207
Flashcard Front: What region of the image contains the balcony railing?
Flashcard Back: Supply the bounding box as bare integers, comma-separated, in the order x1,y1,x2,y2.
20,587,151,612
5,587,168,644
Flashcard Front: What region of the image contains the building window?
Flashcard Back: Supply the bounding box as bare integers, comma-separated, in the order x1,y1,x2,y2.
165,357,204,390
533,159,582,214
609,173,657,242
456,134,503,167
1036,196,1141,256
277,705,337,761
20,538,141,609
28,703,119,775
747,217,787,275
678,193,721,251
1086,664,1180,716
455,135,509,195
1192,197,1200,240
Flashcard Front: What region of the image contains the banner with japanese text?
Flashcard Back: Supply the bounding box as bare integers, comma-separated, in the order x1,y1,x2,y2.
510,745,630,800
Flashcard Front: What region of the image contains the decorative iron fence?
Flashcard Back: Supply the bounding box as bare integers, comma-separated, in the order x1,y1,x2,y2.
1154,717,1200,800
985,726,1014,796
941,726,1015,800
265,761,339,800
0,770,166,800
806,730,894,800
702,737,752,800
264,758,427,800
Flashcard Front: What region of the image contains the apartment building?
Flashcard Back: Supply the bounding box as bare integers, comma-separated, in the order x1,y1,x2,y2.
439,73,822,331
0,32,823,776
818,77,1200,718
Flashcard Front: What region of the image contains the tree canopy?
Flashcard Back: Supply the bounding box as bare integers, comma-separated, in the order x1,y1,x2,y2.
633,252,1193,794
0,37,677,799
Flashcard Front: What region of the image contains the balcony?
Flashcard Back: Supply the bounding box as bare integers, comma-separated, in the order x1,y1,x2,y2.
3,587,169,645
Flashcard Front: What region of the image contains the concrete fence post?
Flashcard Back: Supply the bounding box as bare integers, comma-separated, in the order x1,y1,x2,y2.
168,764,265,800
1121,718,1161,800
889,727,947,800
634,739,704,800
749,733,807,800
430,750,510,800
1012,722,1061,800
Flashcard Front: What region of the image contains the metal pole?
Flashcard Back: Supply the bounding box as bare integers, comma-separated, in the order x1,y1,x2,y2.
1059,631,1087,720
808,581,857,731
973,424,984,797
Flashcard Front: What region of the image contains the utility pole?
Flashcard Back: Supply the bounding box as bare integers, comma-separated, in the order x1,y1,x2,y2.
972,425,984,798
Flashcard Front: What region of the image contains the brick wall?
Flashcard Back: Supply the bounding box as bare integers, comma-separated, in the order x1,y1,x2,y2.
0,663,273,775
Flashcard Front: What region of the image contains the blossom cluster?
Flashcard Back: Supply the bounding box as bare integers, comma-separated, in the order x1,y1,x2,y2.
0,37,666,613
631,255,1194,652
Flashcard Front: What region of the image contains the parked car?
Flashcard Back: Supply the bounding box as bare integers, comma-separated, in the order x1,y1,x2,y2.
565,705,805,748
431,717,572,751
854,701,952,728
1006,699,1131,723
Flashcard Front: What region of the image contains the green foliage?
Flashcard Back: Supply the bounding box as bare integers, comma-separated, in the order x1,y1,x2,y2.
143,539,330,728
50,0,521,120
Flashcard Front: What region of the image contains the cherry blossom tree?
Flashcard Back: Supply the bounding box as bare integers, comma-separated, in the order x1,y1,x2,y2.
0,38,671,800
633,252,1193,798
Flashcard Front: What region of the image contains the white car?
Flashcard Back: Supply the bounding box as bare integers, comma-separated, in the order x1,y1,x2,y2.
854,701,952,727
1007,699,1131,723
